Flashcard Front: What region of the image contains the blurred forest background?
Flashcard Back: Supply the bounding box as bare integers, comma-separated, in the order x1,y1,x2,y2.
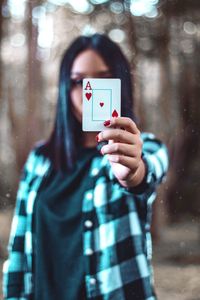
0,0,200,299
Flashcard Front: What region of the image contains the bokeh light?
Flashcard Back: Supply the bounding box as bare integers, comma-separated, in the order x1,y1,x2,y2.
110,2,124,14
32,5,46,22
108,28,125,43
183,21,197,35
10,33,26,47
68,0,94,14
37,15,54,48
82,25,97,36
7,0,27,19
130,0,159,18
90,0,109,4
47,0,68,5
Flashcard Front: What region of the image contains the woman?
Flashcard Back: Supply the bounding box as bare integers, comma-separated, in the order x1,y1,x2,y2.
3,34,168,300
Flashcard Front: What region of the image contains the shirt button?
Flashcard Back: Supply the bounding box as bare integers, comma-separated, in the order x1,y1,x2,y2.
86,192,93,200
85,248,94,255
91,168,99,176
84,220,93,228
89,278,96,285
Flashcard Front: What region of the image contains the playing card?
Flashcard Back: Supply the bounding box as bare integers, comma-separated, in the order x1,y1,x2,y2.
82,78,121,131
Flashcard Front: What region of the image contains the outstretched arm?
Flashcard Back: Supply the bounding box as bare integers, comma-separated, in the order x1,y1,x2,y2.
97,117,169,191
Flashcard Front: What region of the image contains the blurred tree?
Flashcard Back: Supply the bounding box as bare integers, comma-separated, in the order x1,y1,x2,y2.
167,52,200,217
26,1,43,153
161,0,200,218
0,0,4,208
7,0,44,174
0,0,4,101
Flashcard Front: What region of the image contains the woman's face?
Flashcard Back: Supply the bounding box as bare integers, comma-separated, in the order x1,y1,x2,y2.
70,49,111,123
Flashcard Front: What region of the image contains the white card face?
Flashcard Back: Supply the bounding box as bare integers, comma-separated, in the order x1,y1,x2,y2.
82,78,121,131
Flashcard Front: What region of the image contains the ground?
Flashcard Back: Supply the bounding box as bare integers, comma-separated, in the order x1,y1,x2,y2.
0,209,200,300
153,220,200,300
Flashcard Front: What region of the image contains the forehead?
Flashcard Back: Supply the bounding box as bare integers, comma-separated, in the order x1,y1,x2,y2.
71,49,109,73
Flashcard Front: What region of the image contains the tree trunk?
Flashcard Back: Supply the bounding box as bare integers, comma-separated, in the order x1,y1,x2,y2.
167,55,200,218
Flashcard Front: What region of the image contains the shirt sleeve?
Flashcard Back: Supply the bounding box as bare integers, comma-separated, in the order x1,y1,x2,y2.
2,150,37,299
127,132,169,194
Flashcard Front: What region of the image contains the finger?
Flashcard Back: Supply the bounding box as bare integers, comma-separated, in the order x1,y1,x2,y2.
101,143,141,158
98,128,135,145
104,117,140,134
107,154,140,171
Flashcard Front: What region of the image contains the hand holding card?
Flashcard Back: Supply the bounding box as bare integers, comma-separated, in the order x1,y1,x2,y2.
82,78,121,131
96,117,146,189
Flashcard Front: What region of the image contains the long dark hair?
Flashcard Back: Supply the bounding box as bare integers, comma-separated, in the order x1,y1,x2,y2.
37,34,135,172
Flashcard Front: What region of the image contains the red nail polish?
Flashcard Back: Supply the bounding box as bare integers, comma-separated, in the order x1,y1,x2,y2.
96,135,99,142
104,120,110,127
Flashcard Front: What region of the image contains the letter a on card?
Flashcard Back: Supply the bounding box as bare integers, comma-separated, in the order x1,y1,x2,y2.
84,81,92,101
84,81,92,90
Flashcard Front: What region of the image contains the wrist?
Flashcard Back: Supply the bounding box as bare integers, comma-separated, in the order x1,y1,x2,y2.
119,159,146,188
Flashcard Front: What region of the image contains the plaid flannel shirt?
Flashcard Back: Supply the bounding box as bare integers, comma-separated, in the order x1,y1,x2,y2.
2,132,169,300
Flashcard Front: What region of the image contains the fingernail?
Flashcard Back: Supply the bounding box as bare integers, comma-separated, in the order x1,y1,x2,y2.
104,120,111,127
96,135,99,142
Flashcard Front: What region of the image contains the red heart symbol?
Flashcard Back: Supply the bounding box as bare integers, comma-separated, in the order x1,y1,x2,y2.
112,109,118,117
100,102,104,107
85,92,92,101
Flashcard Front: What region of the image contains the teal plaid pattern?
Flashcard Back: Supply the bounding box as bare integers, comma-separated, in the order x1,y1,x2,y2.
2,133,169,300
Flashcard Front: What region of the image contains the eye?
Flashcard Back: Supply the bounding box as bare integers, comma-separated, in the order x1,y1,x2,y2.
70,78,83,87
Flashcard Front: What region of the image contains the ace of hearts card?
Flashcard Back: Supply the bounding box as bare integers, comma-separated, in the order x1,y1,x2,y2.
82,78,121,131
